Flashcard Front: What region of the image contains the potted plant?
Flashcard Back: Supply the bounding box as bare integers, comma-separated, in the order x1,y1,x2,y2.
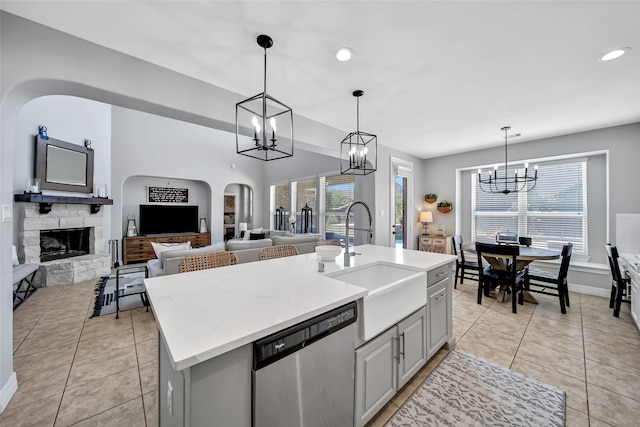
437,200,453,213
424,193,437,203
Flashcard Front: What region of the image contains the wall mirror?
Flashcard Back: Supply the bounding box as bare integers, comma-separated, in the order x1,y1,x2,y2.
224,183,253,240
35,135,94,193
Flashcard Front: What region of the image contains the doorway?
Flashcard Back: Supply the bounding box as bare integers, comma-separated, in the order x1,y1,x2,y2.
390,157,414,249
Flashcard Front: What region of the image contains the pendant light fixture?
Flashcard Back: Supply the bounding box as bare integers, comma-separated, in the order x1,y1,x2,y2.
340,90,377,175
478,126,538,194
236,34,294,161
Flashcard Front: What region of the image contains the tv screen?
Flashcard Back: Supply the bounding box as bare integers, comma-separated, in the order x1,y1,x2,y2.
139,205,198,236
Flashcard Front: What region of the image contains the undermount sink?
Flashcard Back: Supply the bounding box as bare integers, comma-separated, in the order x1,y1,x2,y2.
328,262,427,341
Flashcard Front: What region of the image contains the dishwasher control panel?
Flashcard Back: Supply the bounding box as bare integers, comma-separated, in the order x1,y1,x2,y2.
253,301,357,369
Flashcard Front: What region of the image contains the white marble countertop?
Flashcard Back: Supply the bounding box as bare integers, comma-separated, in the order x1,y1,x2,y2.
144,244,456,371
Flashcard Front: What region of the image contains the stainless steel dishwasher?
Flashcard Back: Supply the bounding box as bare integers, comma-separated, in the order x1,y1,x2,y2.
253,301,357,427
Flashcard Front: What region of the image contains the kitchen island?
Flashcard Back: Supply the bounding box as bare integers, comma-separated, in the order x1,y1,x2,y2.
145,244,456,426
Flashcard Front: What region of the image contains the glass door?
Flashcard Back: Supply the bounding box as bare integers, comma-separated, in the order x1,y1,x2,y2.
393,176,408,248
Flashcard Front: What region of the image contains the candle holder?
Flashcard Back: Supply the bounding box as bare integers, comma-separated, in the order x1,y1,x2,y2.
24,178,41,194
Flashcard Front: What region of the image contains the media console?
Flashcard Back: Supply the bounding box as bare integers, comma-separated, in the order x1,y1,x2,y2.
123,233,211,265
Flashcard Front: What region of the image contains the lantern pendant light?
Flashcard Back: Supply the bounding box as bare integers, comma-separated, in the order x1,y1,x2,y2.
340,90,377,175
236,35,294,161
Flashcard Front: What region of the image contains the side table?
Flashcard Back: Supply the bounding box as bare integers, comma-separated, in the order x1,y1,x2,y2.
418,235,450,253
116,265,149,319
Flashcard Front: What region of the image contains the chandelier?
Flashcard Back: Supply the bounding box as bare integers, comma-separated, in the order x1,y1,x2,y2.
340,90,377,175
236,35,294,161
478,126,537,194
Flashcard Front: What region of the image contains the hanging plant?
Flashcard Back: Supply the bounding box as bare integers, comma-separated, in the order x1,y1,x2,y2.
437,200,453,213
424,193,437,203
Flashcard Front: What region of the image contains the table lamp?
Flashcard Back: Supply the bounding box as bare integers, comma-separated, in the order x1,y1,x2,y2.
419,211,433,235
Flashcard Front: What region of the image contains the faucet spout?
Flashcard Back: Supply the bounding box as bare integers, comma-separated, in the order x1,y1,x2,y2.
343,201,373,267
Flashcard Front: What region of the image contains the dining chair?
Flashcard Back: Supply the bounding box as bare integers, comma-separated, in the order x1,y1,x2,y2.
523,243,572,314
452,235,484,288
476,242,527,313
259,244,299,260
605,243,631,317
179,251,238,273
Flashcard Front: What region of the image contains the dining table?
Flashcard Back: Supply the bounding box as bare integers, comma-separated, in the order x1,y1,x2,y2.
462,243,560,304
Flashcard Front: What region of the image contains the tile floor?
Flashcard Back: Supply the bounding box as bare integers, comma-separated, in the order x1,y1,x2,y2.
2,276,640,426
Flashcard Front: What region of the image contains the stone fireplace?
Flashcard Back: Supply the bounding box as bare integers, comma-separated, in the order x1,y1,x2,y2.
16,202,111,286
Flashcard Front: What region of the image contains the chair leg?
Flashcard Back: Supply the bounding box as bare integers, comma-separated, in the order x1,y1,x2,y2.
459,266,464,285
558,280,567,315
512,284,518,314
564,282,571,308
455,265,460,288
477,279,484,305
613,282,623,317
609,281,616,309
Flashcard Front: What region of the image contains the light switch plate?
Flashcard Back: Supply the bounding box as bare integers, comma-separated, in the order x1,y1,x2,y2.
2,204,12,222
379,209,384,216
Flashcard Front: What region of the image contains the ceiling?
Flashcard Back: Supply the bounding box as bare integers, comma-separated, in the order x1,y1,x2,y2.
2,1,639,159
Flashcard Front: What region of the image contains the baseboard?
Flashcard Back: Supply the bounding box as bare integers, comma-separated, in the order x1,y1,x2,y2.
0,371,17,413
567,283,610,298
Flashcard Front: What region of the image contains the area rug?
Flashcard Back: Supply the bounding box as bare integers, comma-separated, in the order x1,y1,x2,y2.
385,350,565,427
91,271,147,317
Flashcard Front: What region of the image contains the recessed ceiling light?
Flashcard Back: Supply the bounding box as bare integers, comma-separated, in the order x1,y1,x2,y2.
600,47,631,62
335,47,353,62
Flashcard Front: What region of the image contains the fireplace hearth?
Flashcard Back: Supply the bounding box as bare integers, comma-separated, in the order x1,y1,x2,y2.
40,227,90,262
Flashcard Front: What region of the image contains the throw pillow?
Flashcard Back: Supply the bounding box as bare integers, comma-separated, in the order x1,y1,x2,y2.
12,245,19,266
249,232,265,240
243,227,263,240
151,241,192,259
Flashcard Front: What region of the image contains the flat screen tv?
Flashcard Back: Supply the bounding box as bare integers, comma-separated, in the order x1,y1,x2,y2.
139,205,198,236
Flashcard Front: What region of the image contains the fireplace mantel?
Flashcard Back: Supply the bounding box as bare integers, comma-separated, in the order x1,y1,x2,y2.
15,194,113,214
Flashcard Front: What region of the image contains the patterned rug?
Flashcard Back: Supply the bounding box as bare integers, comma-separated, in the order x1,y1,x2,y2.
386,350,565,427
91,272,147,317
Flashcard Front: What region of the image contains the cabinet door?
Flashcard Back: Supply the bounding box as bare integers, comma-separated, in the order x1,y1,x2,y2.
428,279,451,358
397,308,427,389
631,279,639,329
354,328,397,427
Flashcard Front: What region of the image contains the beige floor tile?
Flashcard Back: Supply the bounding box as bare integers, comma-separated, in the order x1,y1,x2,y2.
521,326,584,358
516,339,585,381
566,407,589,427
7,364,70,409
55,366,142,427
452,317,473,338
0,393,61,427
67,345,138,389
139,359,158,395
476,309,528,338
587,383,640,427
80,315,133,342
132,315,158,343
582,326,640,351
452,307,484,323
13,328,81,357
143,389,158,427
585,358,640,402
589,417,615,427
528,314,583,339
13,345,76,378
38,305,89,324
136,338,158,365
71,397,146,427
74,328,136,362
455,337,515,369
510,357,588,414
28,315,86,339
365,401,400,427
462,324,523,355
584,340,640,376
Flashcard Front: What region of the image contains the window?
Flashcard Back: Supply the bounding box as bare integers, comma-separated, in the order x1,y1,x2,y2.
324,174,355,243
295,178,317,233
472,159,588,254
272,182,290,230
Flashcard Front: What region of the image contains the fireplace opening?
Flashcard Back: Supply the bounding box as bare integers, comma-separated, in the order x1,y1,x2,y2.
40,228,91,262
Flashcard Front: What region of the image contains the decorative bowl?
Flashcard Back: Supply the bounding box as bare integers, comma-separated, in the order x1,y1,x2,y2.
315,245,342,261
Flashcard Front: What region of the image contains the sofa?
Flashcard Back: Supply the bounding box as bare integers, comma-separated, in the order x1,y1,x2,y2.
147,231,323,277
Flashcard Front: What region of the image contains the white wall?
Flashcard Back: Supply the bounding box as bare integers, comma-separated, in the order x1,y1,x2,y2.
13,95,112,252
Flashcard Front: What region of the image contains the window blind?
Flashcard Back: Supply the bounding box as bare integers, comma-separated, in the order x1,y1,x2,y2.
472,160,588,254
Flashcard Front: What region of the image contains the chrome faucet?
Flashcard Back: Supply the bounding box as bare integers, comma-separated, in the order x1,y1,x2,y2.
344,201,373,267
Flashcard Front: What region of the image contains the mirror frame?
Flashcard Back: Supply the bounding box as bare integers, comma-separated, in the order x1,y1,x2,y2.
35,135,94,193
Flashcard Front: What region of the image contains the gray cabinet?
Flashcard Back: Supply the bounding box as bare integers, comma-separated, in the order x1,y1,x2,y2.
354,308,426,427
427,263,453,358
